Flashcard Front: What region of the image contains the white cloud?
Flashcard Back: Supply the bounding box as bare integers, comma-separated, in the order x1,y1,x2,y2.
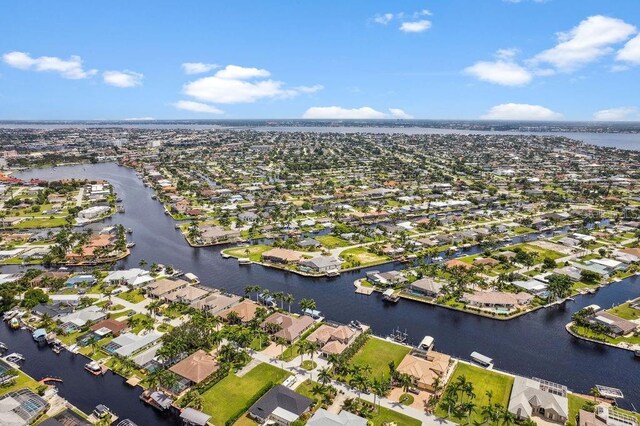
302,106,412,119
174,100,224,114
2,51,97,79
181,62,219,74
464,60,532,86
400,20,432,33
215,65,270,80
593,107,639,121
183,64,320,104
531,15,637,71
616,34,640,65
303,106,387,119
495,48,519,60
293,84,324,94
481,103,562,120
389,108,414,119
103,70,143,88
374,13,394,25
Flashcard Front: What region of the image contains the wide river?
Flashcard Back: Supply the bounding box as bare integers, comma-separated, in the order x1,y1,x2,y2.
3,163,640,419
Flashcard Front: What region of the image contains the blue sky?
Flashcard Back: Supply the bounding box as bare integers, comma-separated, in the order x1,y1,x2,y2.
1,0,639,120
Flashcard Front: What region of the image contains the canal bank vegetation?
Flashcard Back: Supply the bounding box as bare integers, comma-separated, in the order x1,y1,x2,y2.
568,301,640,350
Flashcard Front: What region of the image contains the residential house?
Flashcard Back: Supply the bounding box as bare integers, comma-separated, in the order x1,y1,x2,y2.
219,299,260,323
591,311,638,336
169,350,220,391
261,312,314,343
299,256,342,274
307,408,367,426
407,277,444,298
103,268,154,287
396,350,451,391
306,324,357,357
460,291,533,312
508,376,569,424
247,385,313,425
59,305,107,333
146,278,190,299
261,248,304,264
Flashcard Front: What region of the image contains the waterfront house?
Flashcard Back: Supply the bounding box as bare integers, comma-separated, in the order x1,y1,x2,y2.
261,312,314,343
261,248,304,264
579,405,639,426
508,376,569,424
199,225,241,244
0,388,50,426
146,278,190,299
59,305,107,333
103,268,154,287
591,311,638,336
191,292,240,314
513,279,548,297
407,277,444,298
103,331,162,357
169,349,220,391
219,299,260,323
298,237,321,248
164,286,210,304
32,302,73,320
307,409,367,426
306,324,357,357
396,350,451,391
77,205,110,220
299,256,342,274
460,291,533,312
247,384,313,425
366,270,406,287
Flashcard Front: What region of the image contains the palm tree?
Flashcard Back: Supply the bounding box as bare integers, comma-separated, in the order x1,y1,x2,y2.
463,401,476,425
589,386,601,402
318,367,331,386
398,373,413,397
273,292,285,310
299,298,316,312
138,258,148,268
372,378,388,413
284,294,294,313
500,408,516,426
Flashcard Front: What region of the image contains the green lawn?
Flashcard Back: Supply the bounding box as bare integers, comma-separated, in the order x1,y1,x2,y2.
14,216,68,229
354,398,422,426
117,289,145,304
607,301,640,321
570,325,640,345
222,244,272,262
201,363,290,426
436,363,514,425
0,370,40,396
350,337,410,381
316,235,350,249
340,247,389,269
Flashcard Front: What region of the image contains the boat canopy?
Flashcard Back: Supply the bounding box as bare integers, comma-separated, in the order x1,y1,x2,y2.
470,351,493,365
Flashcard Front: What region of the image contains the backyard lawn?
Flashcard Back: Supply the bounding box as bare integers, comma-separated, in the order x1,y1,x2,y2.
222,244,272,262
316,235,350,249
117,289,145,304
362,400,422,426
607,300,640,321
350,337,411,381
0,370,40,396
201,363,290,425
436,362,514,425
340,247,389,269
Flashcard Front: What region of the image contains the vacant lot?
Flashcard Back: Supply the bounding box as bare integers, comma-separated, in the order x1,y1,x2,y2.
350,337,411,380
201,363,290,425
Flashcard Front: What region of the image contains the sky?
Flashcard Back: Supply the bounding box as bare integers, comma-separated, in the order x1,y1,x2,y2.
1,0,640,121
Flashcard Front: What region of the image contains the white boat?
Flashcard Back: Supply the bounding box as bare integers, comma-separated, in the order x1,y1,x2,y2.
238,258,251,265
126,242,136,248
0,342,7,352
85,361,105,375
419,336,434,351
5,353,25,363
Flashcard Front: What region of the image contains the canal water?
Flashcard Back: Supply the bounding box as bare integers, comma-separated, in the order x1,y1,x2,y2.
0,325,176,425
6,163,640,414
